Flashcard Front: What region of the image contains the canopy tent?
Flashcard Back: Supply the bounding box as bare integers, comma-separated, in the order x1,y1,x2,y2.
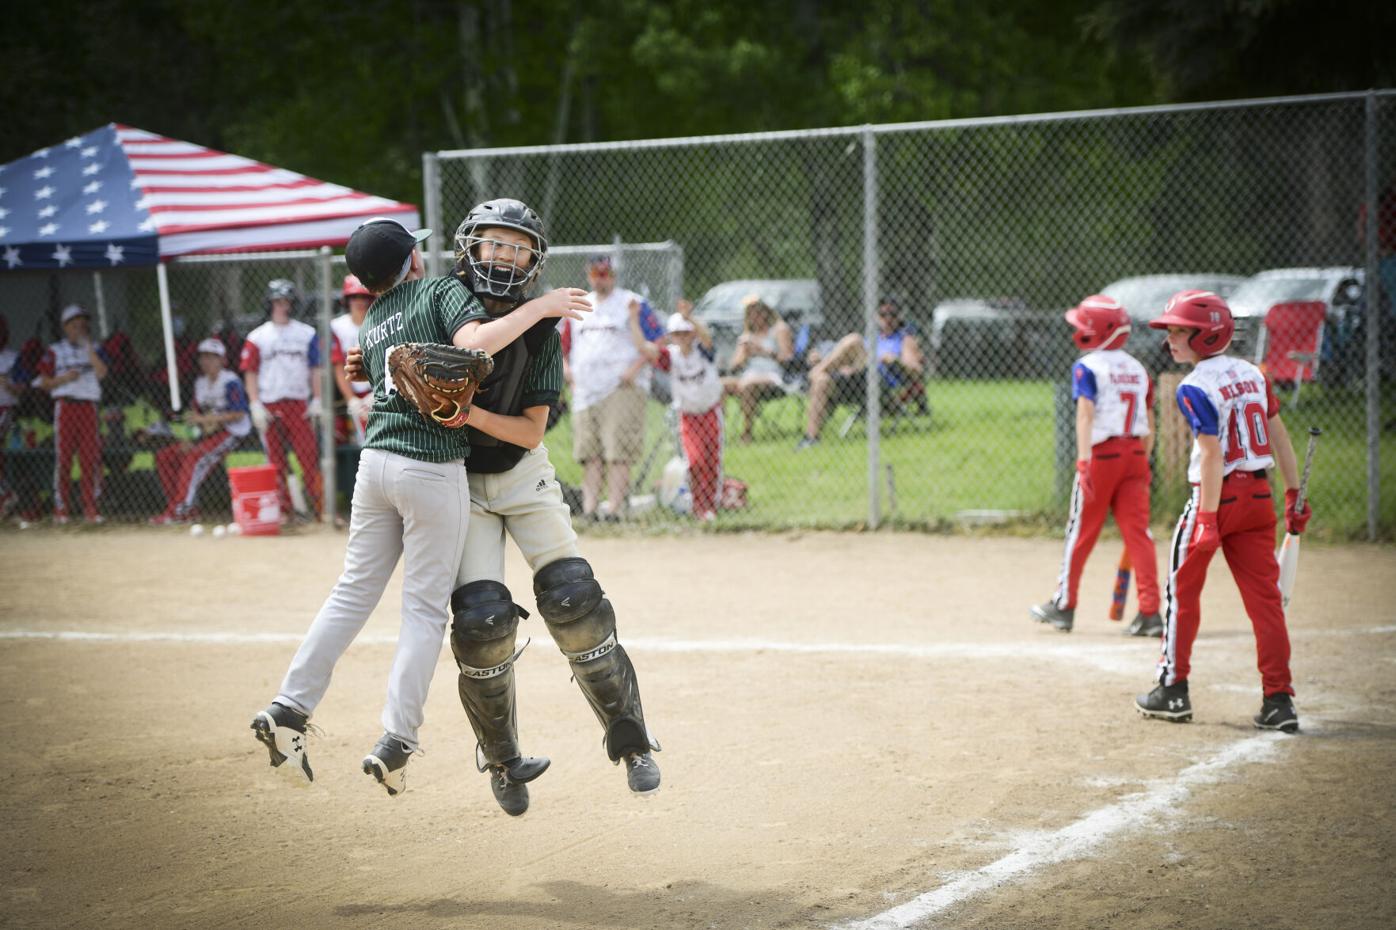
0,123,417,270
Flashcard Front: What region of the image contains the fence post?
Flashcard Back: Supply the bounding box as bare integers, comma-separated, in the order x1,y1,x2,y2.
863,126,881,529
423,152,443,279
318,246,336,523
1364,92,1380,541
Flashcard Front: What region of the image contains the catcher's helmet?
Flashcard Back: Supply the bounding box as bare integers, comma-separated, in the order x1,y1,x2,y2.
265,278,300,315
1148,289,1234,357
1064,295,1130,351
453,198,548,306
341,274,372,299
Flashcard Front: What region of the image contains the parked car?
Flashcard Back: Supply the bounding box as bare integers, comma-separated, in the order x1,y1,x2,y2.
1227,267,1365,382
929,297,1066,379
1098,274,1247,370
691,278,821,370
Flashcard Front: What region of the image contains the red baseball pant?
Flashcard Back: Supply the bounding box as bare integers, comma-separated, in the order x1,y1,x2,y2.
52,399,102,519
1157,471,1293,696
1053,436,1159,613
679,406,723,517
155,431,241,517
263,399,322,516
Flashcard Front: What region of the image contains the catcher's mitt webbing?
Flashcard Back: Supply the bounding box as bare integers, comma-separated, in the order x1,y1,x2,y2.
387,343,494,429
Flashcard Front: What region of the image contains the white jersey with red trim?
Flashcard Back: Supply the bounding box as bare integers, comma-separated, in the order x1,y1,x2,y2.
195,370,253,439
1176,355,1280,483
331,313,371,396
656,343,722,414
40,340,103,402
1070,349,1153,446
240,319,320,402
0,348,18,407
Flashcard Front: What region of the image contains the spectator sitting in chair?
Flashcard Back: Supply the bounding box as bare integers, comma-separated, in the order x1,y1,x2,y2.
797,298,924,449
721,296,795,443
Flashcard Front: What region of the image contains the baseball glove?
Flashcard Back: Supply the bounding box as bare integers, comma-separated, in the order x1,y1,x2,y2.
387,343,493,429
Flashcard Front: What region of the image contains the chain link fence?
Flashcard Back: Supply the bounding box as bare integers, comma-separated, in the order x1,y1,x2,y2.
427,90,1396,540
1,92,1391,538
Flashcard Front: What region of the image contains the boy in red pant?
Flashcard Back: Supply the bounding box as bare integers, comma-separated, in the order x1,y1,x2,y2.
1135,290,1312,732
1031,295,1161,635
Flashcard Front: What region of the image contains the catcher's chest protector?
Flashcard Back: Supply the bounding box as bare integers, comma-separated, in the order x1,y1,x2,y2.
466,339,534,472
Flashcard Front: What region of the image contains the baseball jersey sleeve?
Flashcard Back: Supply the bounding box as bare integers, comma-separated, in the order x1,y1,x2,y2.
522,330,565,409
36,348,55,379
307,333,321,368
225,377,250,413
1177,384,1220,436
1263,374,1281,417
239,340,260,374
331,334,346,367
638,300,663,342
434,279,486,339
653,346,674,372
1071,361,1098,402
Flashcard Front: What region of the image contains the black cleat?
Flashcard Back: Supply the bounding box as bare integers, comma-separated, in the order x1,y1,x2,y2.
1124,612,1164,637
1253,694,1299,733
362,734,414,796
624,751,661,794
1030,600,1074,632
488,756,551,817
1135,682,1192,722
251,702,313,783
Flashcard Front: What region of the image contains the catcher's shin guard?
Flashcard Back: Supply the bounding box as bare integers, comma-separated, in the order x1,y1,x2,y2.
450,580,528,768
534,557,657,761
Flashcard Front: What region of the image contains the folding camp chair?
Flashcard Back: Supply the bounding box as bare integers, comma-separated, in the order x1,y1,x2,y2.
1253,301,1326,407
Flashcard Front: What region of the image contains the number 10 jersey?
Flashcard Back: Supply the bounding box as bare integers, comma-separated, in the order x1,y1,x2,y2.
1176,355,1280,483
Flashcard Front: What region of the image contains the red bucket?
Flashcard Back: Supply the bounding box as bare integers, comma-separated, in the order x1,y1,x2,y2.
228,465,281,536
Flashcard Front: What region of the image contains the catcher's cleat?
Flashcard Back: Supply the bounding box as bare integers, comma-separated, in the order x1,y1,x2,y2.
1124,611,1164,638
488,755,551,817
1030,600,1074,632
1253,694,1299,733
362,735,414,796
1135,682,1192,722
251,703,314,783
624,751,661,794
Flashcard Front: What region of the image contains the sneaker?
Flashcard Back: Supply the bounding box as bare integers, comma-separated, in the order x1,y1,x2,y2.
1124,612,1164,637
795,436,819,451
624,751,661,794
1135,682,1192,722
488,755,551,817
1253,694,1299,733
362,734,414,796
1029,600,1074,632
250,702,314,783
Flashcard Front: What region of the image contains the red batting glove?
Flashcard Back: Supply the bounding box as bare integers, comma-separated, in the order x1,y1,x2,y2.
1075,460,1095,504
1189,510,1220,554
1284,488,1312,535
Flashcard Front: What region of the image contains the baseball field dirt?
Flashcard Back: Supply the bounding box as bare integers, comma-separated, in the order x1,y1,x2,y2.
1,526,1392,929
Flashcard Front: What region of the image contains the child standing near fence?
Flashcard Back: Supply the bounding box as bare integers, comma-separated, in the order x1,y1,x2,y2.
1031,295,1162,635
629,298,724,522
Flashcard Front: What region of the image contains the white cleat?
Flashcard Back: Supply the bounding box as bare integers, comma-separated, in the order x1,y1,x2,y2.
251,703,314,784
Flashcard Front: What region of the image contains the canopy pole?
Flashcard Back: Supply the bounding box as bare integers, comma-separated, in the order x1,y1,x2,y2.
92,271,109,338
156,262,181,412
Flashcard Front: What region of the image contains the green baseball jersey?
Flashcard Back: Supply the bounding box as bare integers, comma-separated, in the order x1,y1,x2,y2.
360,276,490,462
521,330,564,409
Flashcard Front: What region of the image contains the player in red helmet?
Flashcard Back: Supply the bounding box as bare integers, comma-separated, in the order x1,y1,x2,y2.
1031,295,1162,636
331,274,375,444
1135,290,1311,732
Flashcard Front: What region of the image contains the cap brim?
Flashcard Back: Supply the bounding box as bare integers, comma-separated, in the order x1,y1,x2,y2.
411,229,432,244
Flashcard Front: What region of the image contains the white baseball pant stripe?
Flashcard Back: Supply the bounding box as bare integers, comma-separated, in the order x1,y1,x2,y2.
51,402,65,514
180,433,241,512
1158,490,1199,687
456,445,580,585
276,448,470,748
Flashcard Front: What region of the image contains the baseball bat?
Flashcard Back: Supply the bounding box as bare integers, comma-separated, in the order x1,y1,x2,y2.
1276,427,1321,608
1108,549,1132,621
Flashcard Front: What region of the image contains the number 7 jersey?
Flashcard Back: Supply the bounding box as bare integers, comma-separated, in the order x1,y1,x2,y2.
1176,355,1279,482
1071,348,1153,445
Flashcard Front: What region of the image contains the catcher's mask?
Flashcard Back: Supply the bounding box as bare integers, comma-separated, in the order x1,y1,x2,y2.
453,198,548,308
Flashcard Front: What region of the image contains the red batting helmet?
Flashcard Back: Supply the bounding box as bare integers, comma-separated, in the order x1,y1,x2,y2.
1148,289,1234,357
342,274,372,299
1064,295,1130,350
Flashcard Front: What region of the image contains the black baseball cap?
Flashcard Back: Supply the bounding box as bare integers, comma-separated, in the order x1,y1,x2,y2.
345,217,432,291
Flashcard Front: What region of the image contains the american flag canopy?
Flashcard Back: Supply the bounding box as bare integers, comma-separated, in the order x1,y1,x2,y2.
0,123,419,271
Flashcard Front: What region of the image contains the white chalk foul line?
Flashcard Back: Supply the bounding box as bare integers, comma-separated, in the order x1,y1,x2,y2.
833,732,1287,930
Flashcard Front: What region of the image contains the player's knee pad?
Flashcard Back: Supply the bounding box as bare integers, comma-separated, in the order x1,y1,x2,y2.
533,557,656,761
450,580,529,767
